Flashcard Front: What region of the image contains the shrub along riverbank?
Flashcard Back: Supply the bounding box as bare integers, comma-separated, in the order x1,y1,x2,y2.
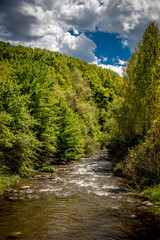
143,187,160,214
106,22,160,212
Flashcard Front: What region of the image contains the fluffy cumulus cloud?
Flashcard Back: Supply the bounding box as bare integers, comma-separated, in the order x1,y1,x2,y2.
0,0,160,74
99,64,124,77
98,0,160,49
0,0,100,62
59,0,101,31
99,56,126,76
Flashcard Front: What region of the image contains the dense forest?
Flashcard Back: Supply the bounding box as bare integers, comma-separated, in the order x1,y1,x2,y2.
0,39,120,178
1,22,160,198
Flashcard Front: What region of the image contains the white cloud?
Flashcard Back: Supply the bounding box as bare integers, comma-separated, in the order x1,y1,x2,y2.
0,0,100,62
59,0,101,31
99,64,124,77
0,0,160,72
6,31,97,63
118,58,126,65
73,28,79,35
121,38,129,48
59,33,97,62
102,56,108,62
97,0,160,50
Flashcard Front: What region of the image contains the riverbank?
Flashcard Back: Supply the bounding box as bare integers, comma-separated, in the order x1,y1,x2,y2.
0,174,20,194
110,153,160,215
0,165,55,195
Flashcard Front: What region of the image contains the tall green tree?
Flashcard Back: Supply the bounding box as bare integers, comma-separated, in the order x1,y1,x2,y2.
106,22,160,188
11,60,58,160
66,70,101,154
125,22,160,136
0,61,40,175
107,22,160,157
56,102,85,161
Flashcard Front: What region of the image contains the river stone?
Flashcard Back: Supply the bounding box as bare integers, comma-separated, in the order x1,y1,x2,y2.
129,215,137,219
34,175,52,180
57,168,69,172
143,201,153,206
5,189,18,193
8,196,18,201
20,186,31,190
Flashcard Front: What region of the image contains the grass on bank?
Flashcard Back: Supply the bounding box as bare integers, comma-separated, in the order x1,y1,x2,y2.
143,186,160,214
0,165,55,195
0,174,20,194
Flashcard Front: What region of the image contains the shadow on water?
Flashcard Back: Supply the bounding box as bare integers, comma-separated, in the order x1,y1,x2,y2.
0,150,160,240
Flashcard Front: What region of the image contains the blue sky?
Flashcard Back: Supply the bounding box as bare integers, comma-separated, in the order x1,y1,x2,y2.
0,0,159,76
69,29,131,66
85,32,131,65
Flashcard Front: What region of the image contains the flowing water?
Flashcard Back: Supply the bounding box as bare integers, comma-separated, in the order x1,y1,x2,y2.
0,151,160,240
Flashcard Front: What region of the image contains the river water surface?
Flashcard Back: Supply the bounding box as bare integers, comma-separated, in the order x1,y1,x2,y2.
0,151,160,240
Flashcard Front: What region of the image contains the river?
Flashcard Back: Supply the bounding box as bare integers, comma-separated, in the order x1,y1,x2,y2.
0,150,160,240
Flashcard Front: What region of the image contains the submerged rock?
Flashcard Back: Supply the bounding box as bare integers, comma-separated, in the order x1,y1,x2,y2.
7,232,22,239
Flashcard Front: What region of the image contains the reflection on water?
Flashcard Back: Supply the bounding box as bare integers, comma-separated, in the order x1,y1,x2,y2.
0,151,160,240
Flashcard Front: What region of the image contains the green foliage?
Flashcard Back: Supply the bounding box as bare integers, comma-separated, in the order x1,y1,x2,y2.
143,186,160,214
125,22,160,136
0,40,118,179
107,22,160,189
56,103,85,161
143,187,160,203
66,70,101,154
0,174,20,194
0,62,41,175
122,117,160,188
42,166,54,173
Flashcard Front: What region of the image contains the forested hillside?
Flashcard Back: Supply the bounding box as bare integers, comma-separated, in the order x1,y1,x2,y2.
106,22,160,190
0,41,120,177
1,22,160,198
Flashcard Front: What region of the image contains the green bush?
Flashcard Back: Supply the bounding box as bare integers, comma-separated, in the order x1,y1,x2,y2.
143,187,160,203
121,118,160,188
42,166,54,173
143,186,160,214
